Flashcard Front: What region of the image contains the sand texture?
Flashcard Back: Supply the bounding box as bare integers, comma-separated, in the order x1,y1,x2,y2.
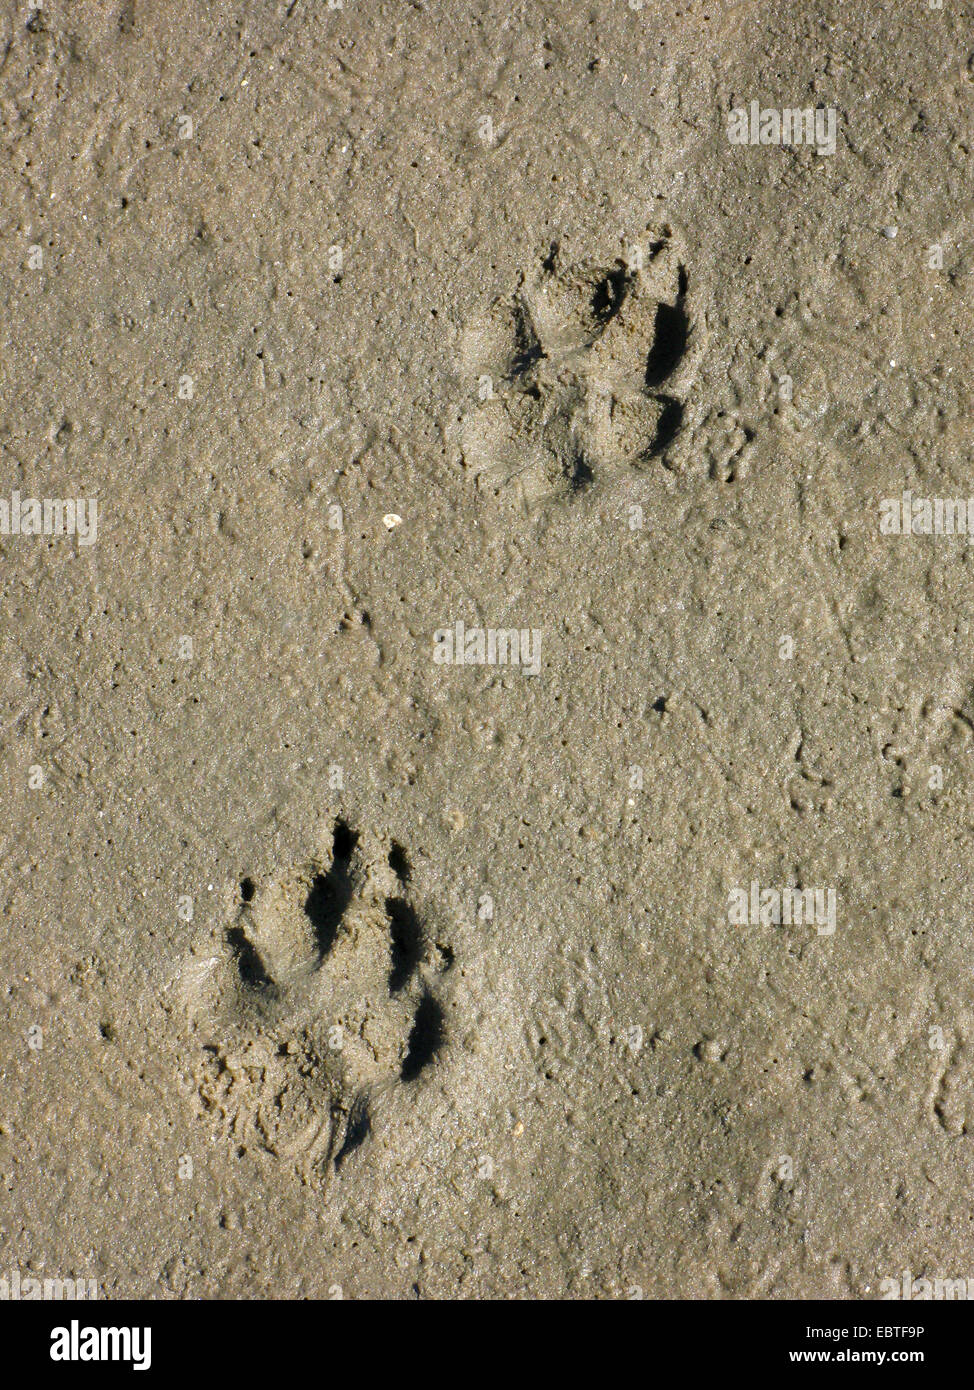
2,0,974,1299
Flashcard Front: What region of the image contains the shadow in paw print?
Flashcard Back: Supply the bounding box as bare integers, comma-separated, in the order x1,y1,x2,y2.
402,991,444,1081
303,819,358,957
591,263,630,327
388,841,411,883
652,397,685,453
226,925,276,995
507,299,544,379
387,897,424,993
645,301,689,388
334,1092,371,1168
567,448,595,494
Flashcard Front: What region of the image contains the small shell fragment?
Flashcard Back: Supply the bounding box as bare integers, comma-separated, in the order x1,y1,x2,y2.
383,514,403,530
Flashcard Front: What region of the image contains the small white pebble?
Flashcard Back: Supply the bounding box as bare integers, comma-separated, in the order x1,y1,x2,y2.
382,514,403,530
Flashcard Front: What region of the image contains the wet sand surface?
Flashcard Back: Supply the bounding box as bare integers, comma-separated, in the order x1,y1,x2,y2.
2,0,974,1298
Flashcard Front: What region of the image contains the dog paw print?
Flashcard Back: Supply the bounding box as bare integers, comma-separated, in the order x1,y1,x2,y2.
186,821,452,1179
459,227,705,505
691,408,756,483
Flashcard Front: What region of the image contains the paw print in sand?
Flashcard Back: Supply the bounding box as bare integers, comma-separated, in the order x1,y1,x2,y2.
460,226,705,505
186,821,452,1180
